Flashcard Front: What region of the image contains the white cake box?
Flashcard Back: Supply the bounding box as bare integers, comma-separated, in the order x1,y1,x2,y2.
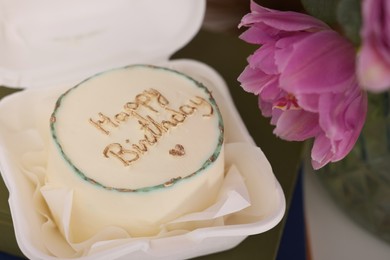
0,1,285,259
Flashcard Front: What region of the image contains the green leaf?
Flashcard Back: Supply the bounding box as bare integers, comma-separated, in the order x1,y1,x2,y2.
337,0,362,46
301,0,340,25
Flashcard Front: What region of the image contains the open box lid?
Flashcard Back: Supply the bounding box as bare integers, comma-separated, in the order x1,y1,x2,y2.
0,0,205,89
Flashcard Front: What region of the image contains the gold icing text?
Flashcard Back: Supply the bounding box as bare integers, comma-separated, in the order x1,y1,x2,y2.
89,88,214,166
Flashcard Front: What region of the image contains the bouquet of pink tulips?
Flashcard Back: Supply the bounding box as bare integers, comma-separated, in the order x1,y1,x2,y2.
238,0,389,169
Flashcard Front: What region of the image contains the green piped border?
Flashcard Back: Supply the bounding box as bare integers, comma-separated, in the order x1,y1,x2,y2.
50,64,224,193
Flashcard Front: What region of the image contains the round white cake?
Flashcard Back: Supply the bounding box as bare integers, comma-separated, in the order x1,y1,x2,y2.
46,65,225,242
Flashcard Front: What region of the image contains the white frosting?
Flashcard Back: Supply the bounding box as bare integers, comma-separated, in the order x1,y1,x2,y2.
46,65,225,241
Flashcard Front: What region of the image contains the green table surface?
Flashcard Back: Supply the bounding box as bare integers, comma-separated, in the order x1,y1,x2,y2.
0,29,303,259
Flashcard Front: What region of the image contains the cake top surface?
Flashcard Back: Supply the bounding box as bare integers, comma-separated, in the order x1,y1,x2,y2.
50,65,224,192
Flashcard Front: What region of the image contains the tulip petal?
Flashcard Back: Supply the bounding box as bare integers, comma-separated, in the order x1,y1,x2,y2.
238,66,276,95
331,91,367,160
259,77,281,101
357,0,390,92
248,44,278,74
239,25,278,45
386,1,390,46
361,0,390,62
311,134,333,169
270,107,283,125
318,93,349,140
279,31,356,94
344,90,367,131
357,44,390,92
318,87,366,142
316,88,366,163
273,109,320,141
240,1,329,32
274,32,311,71
258,97,273,117
295,93,319,113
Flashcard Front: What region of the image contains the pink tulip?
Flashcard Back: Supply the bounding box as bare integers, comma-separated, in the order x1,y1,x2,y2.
357,0,390,92
238,1,367,169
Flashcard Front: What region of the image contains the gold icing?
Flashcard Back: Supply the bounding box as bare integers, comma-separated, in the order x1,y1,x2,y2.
190,96,214,117
179,104,197,115
89,112,119,135
164,107,187,124
146,88,169,107
135,93,159,113
114,112,130,124
134,113,168,136
132,137,151,155
169,144,185,156
91,88,214,166
103,143,139,166
164,177,182,187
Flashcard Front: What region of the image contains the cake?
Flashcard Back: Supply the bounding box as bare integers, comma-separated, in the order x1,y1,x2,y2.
46,65,225,242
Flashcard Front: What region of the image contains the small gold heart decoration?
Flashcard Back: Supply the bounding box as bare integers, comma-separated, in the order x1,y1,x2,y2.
169,144,185,156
